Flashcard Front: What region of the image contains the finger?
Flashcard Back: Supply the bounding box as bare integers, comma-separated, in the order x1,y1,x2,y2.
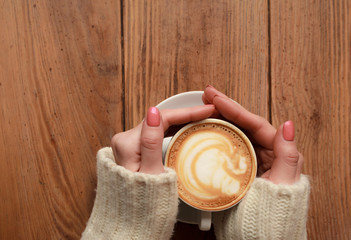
202,93,210,104
139,107,165,174
296,152,304,182
204,86,276,149
269,121,301,184
111,130,141,172
254,146,274,175
161,104,216,130
204,85,229,102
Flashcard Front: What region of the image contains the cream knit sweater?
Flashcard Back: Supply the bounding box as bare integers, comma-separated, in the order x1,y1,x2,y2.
82,147,310,240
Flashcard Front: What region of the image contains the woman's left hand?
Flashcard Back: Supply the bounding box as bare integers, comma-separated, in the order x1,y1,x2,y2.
111,105,216,174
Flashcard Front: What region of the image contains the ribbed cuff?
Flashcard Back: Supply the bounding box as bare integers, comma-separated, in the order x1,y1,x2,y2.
213,175,310,240
82,147,179,240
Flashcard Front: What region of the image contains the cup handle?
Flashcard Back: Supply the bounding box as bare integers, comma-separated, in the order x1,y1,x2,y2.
198,211,212,231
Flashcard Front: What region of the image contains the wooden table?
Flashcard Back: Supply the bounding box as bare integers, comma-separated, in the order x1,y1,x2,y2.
0,0,350,239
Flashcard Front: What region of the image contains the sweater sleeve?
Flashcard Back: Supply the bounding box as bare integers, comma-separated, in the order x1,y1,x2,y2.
212,175,310,240
81,147,179,240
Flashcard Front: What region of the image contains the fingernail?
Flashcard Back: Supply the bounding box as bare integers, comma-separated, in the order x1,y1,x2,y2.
206,84,215,89
147,107,160,127
283,120,295,141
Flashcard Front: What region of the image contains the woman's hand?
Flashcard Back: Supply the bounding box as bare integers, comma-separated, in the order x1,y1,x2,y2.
203,85,304,184
111,105,216,174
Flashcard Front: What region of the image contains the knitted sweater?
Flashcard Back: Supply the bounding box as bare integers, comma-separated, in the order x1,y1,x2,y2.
82,147,310,240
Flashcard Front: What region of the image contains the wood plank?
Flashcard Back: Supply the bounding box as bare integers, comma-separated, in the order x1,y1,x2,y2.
123,0,269,238
270,0,351,239
0,0,123,239
123,0,270,130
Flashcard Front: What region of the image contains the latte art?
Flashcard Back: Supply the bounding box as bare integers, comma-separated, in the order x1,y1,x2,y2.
178,130,249,199
165,120,257,211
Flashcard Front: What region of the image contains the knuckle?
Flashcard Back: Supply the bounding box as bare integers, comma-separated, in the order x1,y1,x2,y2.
111,133,125,149
253,116,270,132
141,136,159,150
285,150,300,165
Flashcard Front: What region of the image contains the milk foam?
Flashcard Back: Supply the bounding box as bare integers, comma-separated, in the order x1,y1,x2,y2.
175,129,249,201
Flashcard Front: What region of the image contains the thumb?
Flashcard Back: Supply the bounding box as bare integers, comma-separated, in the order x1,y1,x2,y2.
139,107,165,174
269,121,301,184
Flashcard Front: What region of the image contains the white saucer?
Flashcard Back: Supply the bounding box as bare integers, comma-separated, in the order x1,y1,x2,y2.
157,91,206,226
156,91,204,110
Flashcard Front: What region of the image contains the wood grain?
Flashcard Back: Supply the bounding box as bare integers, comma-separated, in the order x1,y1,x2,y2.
0,0,123,239
2,0,350,239
270,0,351,239
123,0,270,129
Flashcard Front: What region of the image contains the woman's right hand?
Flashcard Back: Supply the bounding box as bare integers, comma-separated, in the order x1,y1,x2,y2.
203,85,304,184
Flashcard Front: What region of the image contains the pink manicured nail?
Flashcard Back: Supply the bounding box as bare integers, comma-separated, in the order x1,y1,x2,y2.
147,107,160,127
283,120,295,141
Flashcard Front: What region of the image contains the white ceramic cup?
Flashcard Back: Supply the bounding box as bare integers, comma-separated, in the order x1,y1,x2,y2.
157,92,257,231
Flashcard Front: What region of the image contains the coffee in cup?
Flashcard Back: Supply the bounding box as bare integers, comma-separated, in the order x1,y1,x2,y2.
165,118,257,212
